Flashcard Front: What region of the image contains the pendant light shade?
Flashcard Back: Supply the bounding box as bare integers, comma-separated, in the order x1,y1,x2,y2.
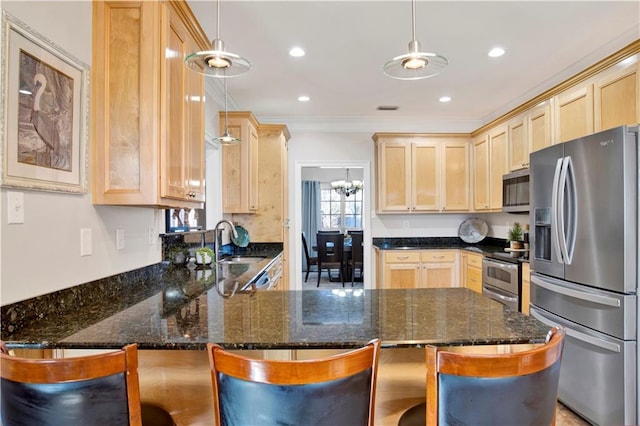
384,0,447,80
214,76,241,145
185,0,251,78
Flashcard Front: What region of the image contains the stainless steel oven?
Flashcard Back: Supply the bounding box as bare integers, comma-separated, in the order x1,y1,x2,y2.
482,255,521,311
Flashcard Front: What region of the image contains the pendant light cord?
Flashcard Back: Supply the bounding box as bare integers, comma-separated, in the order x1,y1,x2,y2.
411,0,416,42
216,0,221,40
223,72,230,133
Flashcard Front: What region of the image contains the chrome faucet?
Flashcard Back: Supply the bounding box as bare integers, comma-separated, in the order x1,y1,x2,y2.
214,220,238,264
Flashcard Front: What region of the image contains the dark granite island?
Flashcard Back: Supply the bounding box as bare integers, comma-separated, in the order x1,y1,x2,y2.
2,273,550,350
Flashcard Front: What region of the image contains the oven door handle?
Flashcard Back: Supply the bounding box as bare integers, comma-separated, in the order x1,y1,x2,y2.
531,275,620,308
483,285,517,304
483,258,519,271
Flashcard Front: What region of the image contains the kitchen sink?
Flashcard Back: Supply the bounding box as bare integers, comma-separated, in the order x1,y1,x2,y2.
219,256,266,264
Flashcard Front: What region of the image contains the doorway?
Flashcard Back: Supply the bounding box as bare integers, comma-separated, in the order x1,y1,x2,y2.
292,161,371,291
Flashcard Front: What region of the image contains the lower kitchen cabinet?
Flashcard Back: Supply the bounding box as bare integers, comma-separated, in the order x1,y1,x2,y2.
381,250,459,289
461,251,483,294
521,262,531,315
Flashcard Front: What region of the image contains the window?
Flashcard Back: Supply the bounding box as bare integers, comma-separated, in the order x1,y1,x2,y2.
320,183,363,231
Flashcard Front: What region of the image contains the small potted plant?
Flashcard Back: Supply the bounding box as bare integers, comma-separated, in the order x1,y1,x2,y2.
508,222,524,249
195,246,215,267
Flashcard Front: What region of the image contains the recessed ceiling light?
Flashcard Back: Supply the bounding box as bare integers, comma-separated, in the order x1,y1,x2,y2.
488,47,506,58
298,95,310,102
289,47,305,57
439,96,452,103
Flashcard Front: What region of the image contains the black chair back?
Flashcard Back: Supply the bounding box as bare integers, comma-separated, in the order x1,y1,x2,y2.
316,233,346,286
349,232,364,263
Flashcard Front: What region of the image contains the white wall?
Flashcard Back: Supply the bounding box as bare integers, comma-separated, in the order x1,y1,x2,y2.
0,1,224,305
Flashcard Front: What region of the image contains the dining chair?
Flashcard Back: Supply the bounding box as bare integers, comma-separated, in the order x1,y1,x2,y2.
0,343,175,426
316,232,346,287
302,232,318,282
347,231,364,286
207,338,381,426
398,327,565,426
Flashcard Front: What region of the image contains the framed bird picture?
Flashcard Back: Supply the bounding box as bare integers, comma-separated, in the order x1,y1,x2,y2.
1,11,89,193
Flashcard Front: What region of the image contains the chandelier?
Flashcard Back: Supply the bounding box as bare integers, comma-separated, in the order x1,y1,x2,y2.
331,169,362,197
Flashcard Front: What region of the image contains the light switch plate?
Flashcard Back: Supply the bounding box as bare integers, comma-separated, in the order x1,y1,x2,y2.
7,191,24,224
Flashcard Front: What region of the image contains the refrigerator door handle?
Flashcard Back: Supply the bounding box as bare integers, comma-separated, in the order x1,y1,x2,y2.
530,308,621,353
564,156,577,264
531,274,621,308
551,157,564,263
557,156,572,264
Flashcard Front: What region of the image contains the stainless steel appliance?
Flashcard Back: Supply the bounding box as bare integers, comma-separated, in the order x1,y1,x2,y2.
529,125,638,425
502,168,530,213
482,255,521,311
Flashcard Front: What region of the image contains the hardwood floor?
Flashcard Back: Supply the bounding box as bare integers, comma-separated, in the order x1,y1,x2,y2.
137,347,589,426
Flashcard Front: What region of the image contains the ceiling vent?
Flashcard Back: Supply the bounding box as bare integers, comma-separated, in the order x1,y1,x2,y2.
377,105,399,111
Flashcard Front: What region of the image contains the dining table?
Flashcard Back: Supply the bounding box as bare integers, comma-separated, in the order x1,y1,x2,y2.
1,262,550,351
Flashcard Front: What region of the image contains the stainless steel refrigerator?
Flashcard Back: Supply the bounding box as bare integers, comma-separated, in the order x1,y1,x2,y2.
529,125,638,425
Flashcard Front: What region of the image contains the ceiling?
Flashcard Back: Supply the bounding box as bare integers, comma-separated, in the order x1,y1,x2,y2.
187,1,640,133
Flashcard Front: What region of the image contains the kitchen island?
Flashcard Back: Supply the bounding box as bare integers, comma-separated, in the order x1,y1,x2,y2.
2,259,549,350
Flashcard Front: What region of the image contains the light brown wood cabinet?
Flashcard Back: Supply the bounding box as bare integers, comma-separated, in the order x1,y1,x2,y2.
508,116,528,171
92,0,208,208
554,84,594,144
521,262,531,315
594,59,639,132
380,250,458,288
221,112,260,213
461,251,483,294
230,122,291,289
472,127,506,212
528,102,553,153
373,134,470,213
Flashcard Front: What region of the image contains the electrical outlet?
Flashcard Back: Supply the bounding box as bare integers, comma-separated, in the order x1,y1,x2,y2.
403,220,409,228
116,228,125,250
80,228,92,256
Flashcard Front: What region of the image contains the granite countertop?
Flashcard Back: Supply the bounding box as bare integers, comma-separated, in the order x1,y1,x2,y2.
2,272,549,350
372,237,530,262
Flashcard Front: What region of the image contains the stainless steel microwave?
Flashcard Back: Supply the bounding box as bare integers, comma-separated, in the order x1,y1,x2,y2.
502,168,529,213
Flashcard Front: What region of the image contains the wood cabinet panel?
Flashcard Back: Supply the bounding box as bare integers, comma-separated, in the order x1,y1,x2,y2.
380,249,458,288
222,112,260,213
554,85,594,143
412,142,438,211
521,262,531,315
472,135,490,211
529,103,553,153
373,134,470,213
92,0,207,208
508,117,528,171
594,61,639,131
378,141,411,212
489,127,508,210
442,142,470,211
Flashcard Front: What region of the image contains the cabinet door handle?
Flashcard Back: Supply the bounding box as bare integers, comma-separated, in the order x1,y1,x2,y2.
396,256,409,260
433,255,445,259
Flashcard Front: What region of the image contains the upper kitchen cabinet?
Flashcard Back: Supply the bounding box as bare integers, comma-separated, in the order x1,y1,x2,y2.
553,84,594,144
221,112,260,213
473,126,507,211
507,115,527,171
373,134,470,214
528,101,553,153
594,56,639,132
92,0,208,208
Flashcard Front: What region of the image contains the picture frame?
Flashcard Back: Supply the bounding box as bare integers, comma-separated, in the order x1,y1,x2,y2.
0,11,89,194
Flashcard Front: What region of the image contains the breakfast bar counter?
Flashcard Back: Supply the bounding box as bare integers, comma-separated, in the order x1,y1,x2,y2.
2,261,550,350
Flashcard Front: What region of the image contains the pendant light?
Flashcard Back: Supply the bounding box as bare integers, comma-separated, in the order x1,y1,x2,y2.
383,0,447,80
331,169,363,197
214,75,241,145
185,0,251,78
